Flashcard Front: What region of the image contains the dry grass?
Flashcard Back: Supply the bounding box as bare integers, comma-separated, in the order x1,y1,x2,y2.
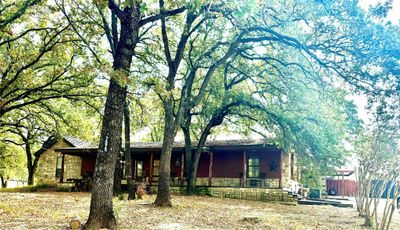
0,191,399,229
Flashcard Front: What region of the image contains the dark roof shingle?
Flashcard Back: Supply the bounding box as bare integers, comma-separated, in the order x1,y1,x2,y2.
64,136,95,148
129,139,271,149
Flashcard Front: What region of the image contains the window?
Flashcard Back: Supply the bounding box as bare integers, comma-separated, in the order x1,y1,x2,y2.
136,160,143,179
55,156,63,177
247,155,260,178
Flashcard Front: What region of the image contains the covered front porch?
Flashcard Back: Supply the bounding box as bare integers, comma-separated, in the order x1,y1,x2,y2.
56,140,294,190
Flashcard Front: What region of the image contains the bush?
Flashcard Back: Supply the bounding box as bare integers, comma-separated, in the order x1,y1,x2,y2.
136,184,146,199
0,183,57,193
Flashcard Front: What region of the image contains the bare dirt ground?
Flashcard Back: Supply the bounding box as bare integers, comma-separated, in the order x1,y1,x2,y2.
0,192,399,230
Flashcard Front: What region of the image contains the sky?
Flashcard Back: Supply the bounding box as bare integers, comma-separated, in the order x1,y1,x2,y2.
359,0,400,24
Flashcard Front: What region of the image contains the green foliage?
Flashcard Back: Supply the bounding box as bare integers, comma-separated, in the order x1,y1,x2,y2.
118,192,125,200
140,2,149,14
93,0,108,9
0,0,103,120
0,183,57,192
299,161,323,189
0,0,42,30
0,142,26,182
355,126,400,176
0,0,104,185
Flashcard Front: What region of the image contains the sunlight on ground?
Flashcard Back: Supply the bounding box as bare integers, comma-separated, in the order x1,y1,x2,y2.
1,192,399,229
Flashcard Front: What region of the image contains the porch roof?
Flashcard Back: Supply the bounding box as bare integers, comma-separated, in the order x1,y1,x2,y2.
56,139,278,157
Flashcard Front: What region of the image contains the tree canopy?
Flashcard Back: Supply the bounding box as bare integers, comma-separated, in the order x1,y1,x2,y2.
1,0,399,229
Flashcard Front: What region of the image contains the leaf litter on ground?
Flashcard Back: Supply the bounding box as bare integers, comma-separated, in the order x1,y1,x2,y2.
0,192,399,229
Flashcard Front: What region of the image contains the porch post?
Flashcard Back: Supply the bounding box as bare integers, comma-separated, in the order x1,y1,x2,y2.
59,154,65,183
149,152,154,185
208,152,213,186
243,151,247,187
133,160,136,181
342,173,345,198
180,151,185,183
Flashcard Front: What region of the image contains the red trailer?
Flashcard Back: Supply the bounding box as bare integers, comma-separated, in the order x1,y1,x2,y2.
325,169,357,196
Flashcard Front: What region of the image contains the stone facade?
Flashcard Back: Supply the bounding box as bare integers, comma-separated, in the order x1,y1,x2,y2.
150,186,297,202
36,140,82,184
194,177,280,188
63,154,82,181
281,151,290,189
281,151,300,192
195,177,241,187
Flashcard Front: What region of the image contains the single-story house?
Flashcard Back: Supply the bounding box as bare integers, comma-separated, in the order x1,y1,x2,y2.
35,137,93,184
37,138,299,191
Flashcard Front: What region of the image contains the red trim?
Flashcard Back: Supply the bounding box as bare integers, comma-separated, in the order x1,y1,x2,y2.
133,160,136,181
208,152,213,186
149,153,154,185
242,151,247,187
180,152,184,181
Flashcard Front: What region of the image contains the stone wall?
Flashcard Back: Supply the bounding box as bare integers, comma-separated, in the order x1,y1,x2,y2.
281,151,301,192
36,140,82,184
150,186,297,202
194,177,280,188
196,177,240,187
281,151,290,190
292,152,300,181
63,155,82,181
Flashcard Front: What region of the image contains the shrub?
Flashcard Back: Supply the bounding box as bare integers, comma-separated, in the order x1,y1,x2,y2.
136,184,146,199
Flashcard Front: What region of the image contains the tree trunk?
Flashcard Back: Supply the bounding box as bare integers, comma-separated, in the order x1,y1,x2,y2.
184,110,224,193
154,136,174,206
0,176,7,188
124,97,135,200
188,147,205,193
153,6,197,205
182,119,195,194
25,139,35,186
113,149,122,195
385,203,395,230
185,161,195,194
28,169,34,186
154,99,177,207
83,5,140,228
27,154,40,186
84,79,126,229
182,116,210,193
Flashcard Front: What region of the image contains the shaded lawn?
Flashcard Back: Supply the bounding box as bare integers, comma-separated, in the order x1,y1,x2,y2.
0,191,398,229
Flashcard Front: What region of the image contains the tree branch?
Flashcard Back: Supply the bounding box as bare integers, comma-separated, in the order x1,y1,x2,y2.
0,0,41,30
139,6,186,27
108,0,124,20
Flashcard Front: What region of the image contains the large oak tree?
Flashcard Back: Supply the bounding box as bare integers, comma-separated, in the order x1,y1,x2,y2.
56,0,187,228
